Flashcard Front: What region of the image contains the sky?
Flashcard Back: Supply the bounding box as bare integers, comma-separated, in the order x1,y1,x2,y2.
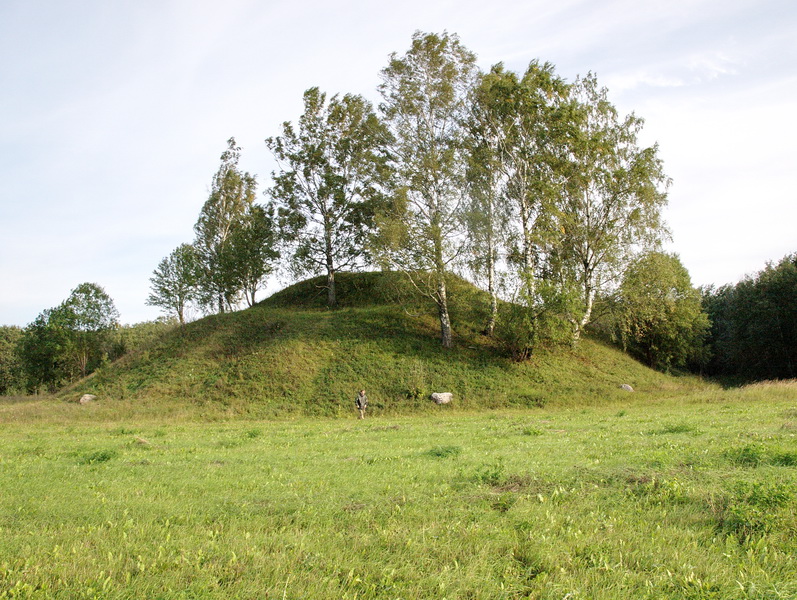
1,0,795,327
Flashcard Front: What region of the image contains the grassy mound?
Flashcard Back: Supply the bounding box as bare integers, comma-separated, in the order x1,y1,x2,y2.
59,272,707,419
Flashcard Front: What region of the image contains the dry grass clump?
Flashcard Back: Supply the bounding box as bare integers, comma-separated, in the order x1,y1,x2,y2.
742,379,797,390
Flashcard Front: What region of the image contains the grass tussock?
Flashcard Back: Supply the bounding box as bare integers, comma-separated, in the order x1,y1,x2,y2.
742,379,797,390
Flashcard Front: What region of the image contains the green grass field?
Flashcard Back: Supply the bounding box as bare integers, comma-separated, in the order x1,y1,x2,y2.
2,382,797,599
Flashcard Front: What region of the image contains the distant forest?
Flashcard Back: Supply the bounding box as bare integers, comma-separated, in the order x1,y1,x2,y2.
700,253,796,382
2,32,794,393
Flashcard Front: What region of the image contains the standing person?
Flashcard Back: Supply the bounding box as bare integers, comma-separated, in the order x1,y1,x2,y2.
355,389,368,419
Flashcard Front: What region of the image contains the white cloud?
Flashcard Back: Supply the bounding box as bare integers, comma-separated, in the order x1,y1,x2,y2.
686,51,740,81
605,71,687,92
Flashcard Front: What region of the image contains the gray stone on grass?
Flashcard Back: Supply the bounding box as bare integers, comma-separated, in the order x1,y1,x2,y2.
431,392,453,405
619,384,634,392
78,394,97,404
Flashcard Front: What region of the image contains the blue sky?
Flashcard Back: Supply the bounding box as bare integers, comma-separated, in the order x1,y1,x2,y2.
1,0,795,326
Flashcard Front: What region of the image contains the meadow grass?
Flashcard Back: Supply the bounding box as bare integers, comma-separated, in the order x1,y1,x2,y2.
2,382,797,599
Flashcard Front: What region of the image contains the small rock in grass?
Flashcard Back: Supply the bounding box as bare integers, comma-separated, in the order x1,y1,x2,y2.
78,394,97,404
619,384,634,392
431,392,453,404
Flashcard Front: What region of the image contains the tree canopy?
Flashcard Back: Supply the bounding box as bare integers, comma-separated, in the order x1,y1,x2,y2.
554,73,671,341
147,243,198,324
17,283,120,389
703,252,797,381
151,31,671,358
376,31,478,348
266,87,389,307
193,138,258,314
615,252,709,371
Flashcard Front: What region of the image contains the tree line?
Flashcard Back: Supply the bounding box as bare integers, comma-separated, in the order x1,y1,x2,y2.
701,253,797,381
1,283,173,393
3,31,792,393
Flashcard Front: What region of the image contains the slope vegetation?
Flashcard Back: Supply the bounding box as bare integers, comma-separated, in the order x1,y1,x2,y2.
62,272,706,418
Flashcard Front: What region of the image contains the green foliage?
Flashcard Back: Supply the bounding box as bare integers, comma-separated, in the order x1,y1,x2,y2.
227,203,280,306
61,282,120,333
494,301,538,361
0,326,24,395
614,252,710,371
703,252,797,381
555,73,671,340
464,61,570,337
376,31,478,348
17,283,119,390
57,283,120,379
141,31,678,360
110,319,178,357
16,308,70,391
193,138,258,314
266,87,389,307
433,53,669,348
493,276,578,360
146,243,199,324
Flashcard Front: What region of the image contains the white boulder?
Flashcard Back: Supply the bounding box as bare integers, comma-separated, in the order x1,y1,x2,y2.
431,392,453,405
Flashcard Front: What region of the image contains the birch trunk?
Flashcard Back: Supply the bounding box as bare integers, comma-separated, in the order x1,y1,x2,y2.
437,276,453,348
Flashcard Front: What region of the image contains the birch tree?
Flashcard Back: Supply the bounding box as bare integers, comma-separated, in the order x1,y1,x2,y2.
556,73,670,341
193,138,257,314
227,203,280,307
465,62,571,352
464,86,510,337
376,31,477,348
146,243,198,324
266,88,389,307
469,62,570,298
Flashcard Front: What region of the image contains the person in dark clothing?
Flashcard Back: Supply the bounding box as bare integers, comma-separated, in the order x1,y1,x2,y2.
355,389,368,419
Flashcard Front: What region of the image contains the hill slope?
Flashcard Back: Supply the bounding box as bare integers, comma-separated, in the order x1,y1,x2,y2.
62,273,707,417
